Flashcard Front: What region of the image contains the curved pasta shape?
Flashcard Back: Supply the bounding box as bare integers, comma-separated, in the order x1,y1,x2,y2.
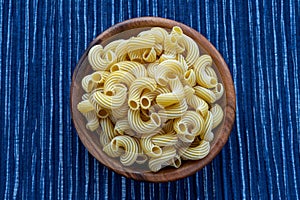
179,140,210,160
128,77,157,110
142,47,157,62
183,85,195,98
180,34,199,66
177,54,189,70
146,62,159,78
128,109,162,134
98,130,110,146
158,99,188,119
148,146,177,172
210,104,224,129
88,45,117,71
110,61,148,78
151,133,178,146
82,93,90,101
84,111,99,131
194,86,216,104
156,75,185,108
164,34,185,55
184,69,196,87
111,135,139,166
194,55,217,88
154,60,185,86
140,87,170,109
110,102,129,120
114,119,136,137
138,27,168,44
140,136,163,158
174,111,204,135
213,83,224,101
200,111,214,142
81,74,96,93
90,85,127,109
115,40,129,61
128,49,143,63
158,53,177,63
104,39,125,52
90,71,110,84
135,140,148,164
127,34,156,52
77,99,95,113
186,94,209,117
205,66,218,79
99,118,115,141
161,119,174,133
104,70,135,94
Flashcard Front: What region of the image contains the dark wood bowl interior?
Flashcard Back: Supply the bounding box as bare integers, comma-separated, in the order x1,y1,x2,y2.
70,17,236,182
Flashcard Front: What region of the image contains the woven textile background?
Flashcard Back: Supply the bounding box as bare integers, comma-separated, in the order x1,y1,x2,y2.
1,0,299,199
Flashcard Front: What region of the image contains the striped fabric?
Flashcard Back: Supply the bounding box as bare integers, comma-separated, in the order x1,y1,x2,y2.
0,0,299,199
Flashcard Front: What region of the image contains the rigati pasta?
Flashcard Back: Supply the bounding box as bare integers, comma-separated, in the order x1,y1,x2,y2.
77,26,225,172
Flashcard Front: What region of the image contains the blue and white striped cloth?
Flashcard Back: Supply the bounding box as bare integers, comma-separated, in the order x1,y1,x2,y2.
0,0,299,199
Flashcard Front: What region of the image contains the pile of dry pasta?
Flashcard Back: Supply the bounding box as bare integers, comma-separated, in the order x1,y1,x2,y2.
77,26,224,172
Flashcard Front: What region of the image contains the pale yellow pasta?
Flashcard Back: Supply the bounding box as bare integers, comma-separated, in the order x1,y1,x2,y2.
88,45,117,71
158,53,177,63
148,146,177,172
179,140,210,160
77,99,95,113
151,133,178,146
213,83,224,101
103,39,125,52
158,99,188,119
128,109,161,134
90,85,127,109
200,111,214,142
186,94,209,117
184,69,196,87
210,104,224,129
84,111,99,132
194,55,217,88
99,118,116,141
111,135,139,166
81,74,96,93
104,70,135,94
78,26,225,172
194,86,217,104
142,47,157,62
146,62,159,78
140,135,163,158
140,87,170,109
110,102,129,120
128,77,157,110
127,34,156,52
180,34,199,66
128,49,143,62
110,61,148,78
156,75,185,108
154,60,185,86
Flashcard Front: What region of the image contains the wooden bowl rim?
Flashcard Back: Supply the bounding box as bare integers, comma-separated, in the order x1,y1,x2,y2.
70,17,236,182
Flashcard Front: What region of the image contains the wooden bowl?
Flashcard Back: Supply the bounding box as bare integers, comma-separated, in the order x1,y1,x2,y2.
70,17,236,182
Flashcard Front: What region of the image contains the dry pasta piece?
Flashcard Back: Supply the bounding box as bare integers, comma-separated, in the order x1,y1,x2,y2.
138,27,168,44
128,109,162,134
148,146,177,172
156,75,185,108
110,102,129,120
84,111,99,132
179,140,210,160
210,104,224,129
128,77,157,110
90,85,127,109
140,87,170,109
194,55,217,88
110,61,148,78
180,34,199,67
81,74,96,93
99,118,116,142
142,47,157,62
151,133,178,146
140,135,163,158
184,69,196,87
158,99,188,119
103,39,125,52
154,60,185,86
146,61,159,78
88,45,117,71
104,70,135,94
213,83,224,101
186,94,209,117
194,86,216,104
200,111,214,142
77,99,95,113
127,34,156,52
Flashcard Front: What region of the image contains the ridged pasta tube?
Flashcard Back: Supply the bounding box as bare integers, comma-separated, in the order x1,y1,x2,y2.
213,83,224,101
184,69,196,87
179,140,210,160
84,111,99,132
180,34,199,67
140,87,170,109
104,70,135,94
158,99,188,119
88,45,117,71
200,111,214,142
127,34,156,52
142,47,157,62
154,60,185,86
148,146,177,172
128,109,162,134
128,77,157,110
110,61,148,78
151,133,178,146
186,94,209,117
140,135,163,158
90,85,127,109
77,100,95,113
194,55,218,88
194,86,216,104
210,104,224,129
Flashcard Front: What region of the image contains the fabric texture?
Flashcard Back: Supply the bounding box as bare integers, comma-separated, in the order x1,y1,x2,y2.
0,0,299,199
